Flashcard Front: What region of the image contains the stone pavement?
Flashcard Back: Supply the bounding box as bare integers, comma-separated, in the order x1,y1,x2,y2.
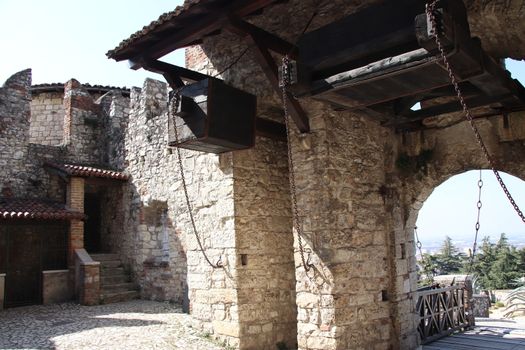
0,300,225,350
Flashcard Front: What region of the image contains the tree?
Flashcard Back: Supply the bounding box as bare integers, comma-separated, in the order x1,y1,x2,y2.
435,236,465,274
473,233,525,290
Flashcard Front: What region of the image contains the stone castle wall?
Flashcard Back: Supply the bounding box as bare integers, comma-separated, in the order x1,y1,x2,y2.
121,79,241,346
29,91,64,145
0,70,33,198
185,0,525,348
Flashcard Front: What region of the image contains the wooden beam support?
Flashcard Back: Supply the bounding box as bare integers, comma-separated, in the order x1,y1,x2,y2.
246,33,309,133
385,94,511,127
129,0,279,68
137,60,287,142
227,18,298,59
256,117,286,141
141,60,209,86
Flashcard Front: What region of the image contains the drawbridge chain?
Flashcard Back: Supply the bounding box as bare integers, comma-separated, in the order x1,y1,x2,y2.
426,0,525,225
169,91,222,269
281,56,313,272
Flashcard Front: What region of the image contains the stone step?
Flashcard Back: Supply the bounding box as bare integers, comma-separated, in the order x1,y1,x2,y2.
101,290,139,304
98,260,123,269
89,253,120,261
100,267,126,276
102,282,137,293
101,274,129,285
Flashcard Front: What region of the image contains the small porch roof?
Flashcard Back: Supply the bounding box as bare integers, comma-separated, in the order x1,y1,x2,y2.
45,162,129,181
0,198,85,221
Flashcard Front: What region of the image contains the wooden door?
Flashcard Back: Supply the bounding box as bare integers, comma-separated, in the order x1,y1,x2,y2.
5,225,42,307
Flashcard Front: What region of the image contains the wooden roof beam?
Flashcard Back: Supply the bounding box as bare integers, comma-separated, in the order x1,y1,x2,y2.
227,18,298,59
138,59,288,141
140,59,209,87
251,35,309,132
129,0,279,69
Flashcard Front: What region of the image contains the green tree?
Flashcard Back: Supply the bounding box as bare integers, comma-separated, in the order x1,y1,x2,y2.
435,236,465,274
473,234,525,290
472,236,496,289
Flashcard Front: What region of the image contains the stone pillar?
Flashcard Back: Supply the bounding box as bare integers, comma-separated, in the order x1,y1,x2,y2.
74,249,100,305
67,177,85,264
63,79,102,164
290,105,396,350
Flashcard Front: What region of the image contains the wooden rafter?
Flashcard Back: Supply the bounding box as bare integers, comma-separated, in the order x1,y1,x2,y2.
129,0,279,69
142,60,287,141
227,18,298,59
227,19,309,133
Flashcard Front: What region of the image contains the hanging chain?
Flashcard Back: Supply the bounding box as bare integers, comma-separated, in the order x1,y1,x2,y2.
169,90,222,269
281,56,313,272
426,0,525,224
414,226,434,284
467,170,483,275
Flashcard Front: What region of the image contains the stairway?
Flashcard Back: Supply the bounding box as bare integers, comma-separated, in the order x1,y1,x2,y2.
90,253,139,304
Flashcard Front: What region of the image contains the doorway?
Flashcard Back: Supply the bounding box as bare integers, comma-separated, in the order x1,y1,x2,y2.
84,194,101,253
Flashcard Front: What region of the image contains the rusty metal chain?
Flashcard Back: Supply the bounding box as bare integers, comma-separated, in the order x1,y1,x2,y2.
169,90,222,269
414,226,434,284
426,0,525,225
281,56,313,272
467,170,484,275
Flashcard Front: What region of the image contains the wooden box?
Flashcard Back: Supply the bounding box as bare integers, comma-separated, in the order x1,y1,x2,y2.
168,78,256,153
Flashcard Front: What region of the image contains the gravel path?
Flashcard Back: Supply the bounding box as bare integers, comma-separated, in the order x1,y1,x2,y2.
0,300,225,350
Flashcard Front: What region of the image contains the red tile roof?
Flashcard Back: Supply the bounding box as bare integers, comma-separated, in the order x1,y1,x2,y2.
31,83,130,96
106,0,206,60
0,198,85,221
106,0,278,61
45,162,128,181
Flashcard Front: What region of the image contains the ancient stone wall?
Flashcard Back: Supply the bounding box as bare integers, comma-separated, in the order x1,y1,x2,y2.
232,138,297,349
394,116,525,348
122,79,239,342
29,91,64,145
0,70,32,198
63,80,104,165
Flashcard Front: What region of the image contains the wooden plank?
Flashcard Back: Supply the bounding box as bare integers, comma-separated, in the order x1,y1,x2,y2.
386,94,510,127
226,18,298,59
247,33,309,133
436,336,518,349
130,0,279,67
142,60,209,84
452,334,525,345
298,0,425,76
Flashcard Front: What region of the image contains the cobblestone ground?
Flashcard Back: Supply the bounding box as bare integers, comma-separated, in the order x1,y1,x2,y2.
0,300,225,350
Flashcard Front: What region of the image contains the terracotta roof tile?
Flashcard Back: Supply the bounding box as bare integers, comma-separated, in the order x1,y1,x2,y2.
0,198,85,221
31,83,130,96
106,0,205,59
45,162,129,181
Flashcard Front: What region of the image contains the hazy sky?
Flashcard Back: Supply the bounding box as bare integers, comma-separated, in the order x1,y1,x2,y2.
0,0,185,88
1,1,524,245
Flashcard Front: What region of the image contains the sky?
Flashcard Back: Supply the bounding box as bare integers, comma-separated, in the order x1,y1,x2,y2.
1,1,524,246
0,0,185,88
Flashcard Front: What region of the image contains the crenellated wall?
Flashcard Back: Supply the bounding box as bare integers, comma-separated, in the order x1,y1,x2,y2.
0,69,33,198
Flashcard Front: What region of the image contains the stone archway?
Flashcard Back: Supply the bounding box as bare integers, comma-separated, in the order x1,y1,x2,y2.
390,116,525,348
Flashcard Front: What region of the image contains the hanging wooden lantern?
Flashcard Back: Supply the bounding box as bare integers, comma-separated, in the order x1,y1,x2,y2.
168,78,256,154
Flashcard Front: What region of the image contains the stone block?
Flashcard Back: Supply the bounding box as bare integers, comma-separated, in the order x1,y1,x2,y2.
43,269,72,304
212,320,240,338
